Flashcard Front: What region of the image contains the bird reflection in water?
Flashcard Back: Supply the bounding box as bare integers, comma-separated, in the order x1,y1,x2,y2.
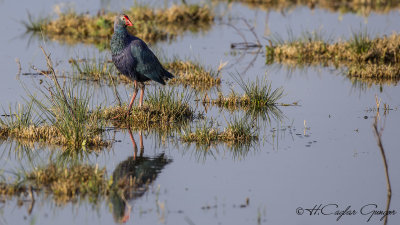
110,129,172,223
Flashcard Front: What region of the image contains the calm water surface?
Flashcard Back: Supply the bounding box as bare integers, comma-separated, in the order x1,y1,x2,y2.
0,0,399,225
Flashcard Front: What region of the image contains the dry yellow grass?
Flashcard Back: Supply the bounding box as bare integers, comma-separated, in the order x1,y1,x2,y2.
0,124,109,149
182,126,257,143
166,60,221,90
99,88,194,130
266,33,400,79
218,0,400,16
100,104,193,130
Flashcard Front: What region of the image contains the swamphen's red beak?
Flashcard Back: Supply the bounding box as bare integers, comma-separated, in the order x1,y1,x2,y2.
124,15,133,26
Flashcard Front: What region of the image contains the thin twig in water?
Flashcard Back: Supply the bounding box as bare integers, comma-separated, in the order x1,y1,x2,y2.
227,18,262,49
372,95,391,225
241,18,261,46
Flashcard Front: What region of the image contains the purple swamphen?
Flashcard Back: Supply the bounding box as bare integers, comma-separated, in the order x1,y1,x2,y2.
111,14,174,115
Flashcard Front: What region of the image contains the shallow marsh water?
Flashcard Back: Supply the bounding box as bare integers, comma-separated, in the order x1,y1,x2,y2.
0,0,399,225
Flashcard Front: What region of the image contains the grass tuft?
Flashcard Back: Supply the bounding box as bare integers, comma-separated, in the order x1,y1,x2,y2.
181,116,257,144
166,60,221,90
349,29,372,55
100,87,194,129
21,12,48,32
212,75,284,109
0,48,110,150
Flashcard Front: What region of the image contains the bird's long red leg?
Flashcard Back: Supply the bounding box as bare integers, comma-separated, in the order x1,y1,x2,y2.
127,80,138,116
139,85,145,108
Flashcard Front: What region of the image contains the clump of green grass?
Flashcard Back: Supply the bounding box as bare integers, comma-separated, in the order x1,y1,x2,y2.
0,48,110,150
26,4,214,45
349,29,372,55
166,60,221,90
223,116,258,142
212,75,284,109
29,82,108,149
33,49,109,150
181,117,257,144
0,101,41,132
181,120,219,144
21,12,49,32
100,87,194,129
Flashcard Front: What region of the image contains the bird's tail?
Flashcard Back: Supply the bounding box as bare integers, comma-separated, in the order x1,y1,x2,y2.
163,69,174,80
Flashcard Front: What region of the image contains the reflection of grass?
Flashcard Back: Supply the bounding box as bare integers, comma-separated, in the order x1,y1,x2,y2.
266,32,400,80
25,4,214,46
100,88,194,129
27,163,109,203
0,152,171,204
0,162,145,204
0,163,109,203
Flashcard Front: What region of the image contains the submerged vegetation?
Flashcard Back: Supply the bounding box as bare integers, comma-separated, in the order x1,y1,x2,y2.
24,4,214,47
266,31,400,81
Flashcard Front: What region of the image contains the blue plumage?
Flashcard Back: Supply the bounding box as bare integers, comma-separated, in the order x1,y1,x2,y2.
111,14,173,114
